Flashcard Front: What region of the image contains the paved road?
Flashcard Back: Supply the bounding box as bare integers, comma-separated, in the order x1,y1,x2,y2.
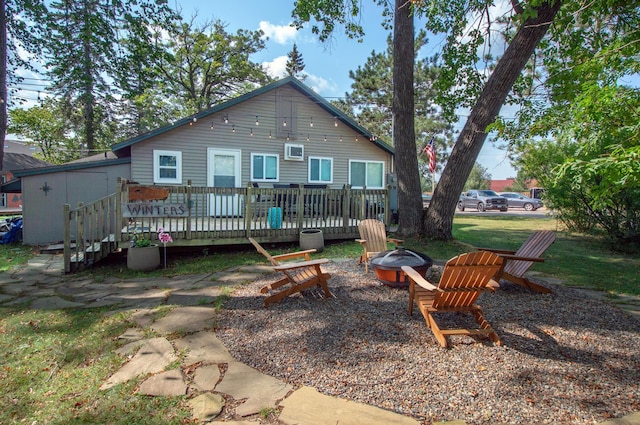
453,206,551,218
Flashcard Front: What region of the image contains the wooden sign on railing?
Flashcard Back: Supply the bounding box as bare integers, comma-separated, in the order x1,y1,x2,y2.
123,202,188,218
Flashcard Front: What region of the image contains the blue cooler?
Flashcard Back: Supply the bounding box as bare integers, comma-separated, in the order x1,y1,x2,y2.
268,207,283,229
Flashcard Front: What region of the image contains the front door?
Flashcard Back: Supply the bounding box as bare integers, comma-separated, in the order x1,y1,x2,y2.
207,148,242,216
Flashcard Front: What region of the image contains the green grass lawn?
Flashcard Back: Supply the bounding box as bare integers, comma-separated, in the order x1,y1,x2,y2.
2,214,638,295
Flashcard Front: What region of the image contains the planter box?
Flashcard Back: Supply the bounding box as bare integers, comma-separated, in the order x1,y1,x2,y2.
300,229,324,252
127,245,160,271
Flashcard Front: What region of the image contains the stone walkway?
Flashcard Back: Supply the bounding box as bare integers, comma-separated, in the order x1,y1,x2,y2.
1,253,639,425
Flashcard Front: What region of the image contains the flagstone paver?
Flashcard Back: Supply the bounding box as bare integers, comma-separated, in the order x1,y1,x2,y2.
166,286,224,306
192,364,221,392
100,337,177,390
214,361,293,417
174,331,234,365
138,369,188,396
189,392,225,422
279,386,420,425
128,308,156,327
151,306,217,334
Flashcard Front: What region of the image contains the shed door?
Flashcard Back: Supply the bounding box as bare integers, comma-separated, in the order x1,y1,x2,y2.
207,148,242,216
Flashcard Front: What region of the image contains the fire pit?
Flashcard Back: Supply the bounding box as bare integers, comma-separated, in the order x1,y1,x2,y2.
370,247,433,288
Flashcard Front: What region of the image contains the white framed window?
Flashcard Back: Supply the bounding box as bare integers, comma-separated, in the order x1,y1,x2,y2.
153,150,182,184
308,156,333,183
349,160,385,189
251,153,279,182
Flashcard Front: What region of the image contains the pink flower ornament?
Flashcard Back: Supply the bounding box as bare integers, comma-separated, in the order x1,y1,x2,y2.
158,228,173,244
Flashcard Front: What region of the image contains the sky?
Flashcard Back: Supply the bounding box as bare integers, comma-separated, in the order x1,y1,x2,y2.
173,0,519,180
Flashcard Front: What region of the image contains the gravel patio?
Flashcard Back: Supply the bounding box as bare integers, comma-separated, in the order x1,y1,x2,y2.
214,258,640,425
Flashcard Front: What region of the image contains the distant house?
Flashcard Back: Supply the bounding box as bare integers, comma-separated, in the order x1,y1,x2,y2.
489,178,539,193
1,140,51,213
10,77,395,245
489,178,518,193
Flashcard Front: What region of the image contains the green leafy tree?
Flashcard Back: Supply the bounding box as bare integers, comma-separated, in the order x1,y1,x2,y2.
152,16,271,115
463,163,491,191
286,43,306,80
293,0,562,239
0,0,47,170
335,31,454,178
41,0,171,156
113,10,177,138
499,1,640,247
8,98,79,164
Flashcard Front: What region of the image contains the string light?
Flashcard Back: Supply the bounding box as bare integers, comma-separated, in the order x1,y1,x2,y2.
250,128,254,136
232,125,235,133
210,121,214,130
323,135,327,142
255,115,259,126
224,114,229,124
334,117,338,127
306,134,310,142
283,117,287,127
309,117,313,127
269,131,272,139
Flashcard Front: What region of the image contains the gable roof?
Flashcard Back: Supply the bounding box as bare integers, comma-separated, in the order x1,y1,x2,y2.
3,153,51,172
110,76,394,157
12,153,130,178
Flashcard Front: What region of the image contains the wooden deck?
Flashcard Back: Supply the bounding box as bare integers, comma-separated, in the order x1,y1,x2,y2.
63,180,390,272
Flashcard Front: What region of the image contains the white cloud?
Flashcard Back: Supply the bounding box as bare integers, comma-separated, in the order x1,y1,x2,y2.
261,56,335,95
262,56,288,78
303,74,334,94
258,21,297,44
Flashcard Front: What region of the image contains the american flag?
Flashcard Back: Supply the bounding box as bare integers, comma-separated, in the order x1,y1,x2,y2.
423,137,436,174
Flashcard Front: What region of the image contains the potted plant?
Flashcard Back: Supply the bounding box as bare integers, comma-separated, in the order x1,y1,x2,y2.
127,230,160,271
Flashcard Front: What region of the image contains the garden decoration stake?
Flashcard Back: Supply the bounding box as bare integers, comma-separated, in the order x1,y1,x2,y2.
158,228,173,269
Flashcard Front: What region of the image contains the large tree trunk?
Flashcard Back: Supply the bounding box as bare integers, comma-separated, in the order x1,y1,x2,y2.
393,0,422,236
423,0,563,239
0,0,6,171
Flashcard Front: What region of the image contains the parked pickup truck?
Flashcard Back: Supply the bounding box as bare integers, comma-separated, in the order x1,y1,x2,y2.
458,190,508,212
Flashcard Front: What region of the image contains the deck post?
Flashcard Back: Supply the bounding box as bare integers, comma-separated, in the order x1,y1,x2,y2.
115,178,124,244
76,202,85,266
245,182,253,238
342,185,351,232
186,180,192,240
63,204,71,273
296,185,304,230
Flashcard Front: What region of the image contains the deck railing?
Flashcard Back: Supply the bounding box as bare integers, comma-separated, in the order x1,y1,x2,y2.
64,179,389,272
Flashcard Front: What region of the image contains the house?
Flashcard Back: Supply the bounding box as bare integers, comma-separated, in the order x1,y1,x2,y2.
489,178,539,193
11,77,395,246
1,139,51,213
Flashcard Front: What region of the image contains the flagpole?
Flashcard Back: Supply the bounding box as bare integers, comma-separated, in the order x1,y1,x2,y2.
432,170,435,193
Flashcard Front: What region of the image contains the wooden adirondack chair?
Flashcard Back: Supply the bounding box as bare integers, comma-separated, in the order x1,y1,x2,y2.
403,251,504,348
248,238,332,306
479,230,556,294
356,219,404,273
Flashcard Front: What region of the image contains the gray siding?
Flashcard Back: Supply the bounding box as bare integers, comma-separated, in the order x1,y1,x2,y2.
21,163,130,245
131,86,392,189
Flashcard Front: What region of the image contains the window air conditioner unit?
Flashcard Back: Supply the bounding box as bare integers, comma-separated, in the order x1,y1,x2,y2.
284,143,304,161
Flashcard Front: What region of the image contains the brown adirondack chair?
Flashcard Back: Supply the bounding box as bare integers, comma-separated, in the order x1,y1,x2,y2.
248,238,332,306
479,230,556,294
403,251,504,348
356,219,404,273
